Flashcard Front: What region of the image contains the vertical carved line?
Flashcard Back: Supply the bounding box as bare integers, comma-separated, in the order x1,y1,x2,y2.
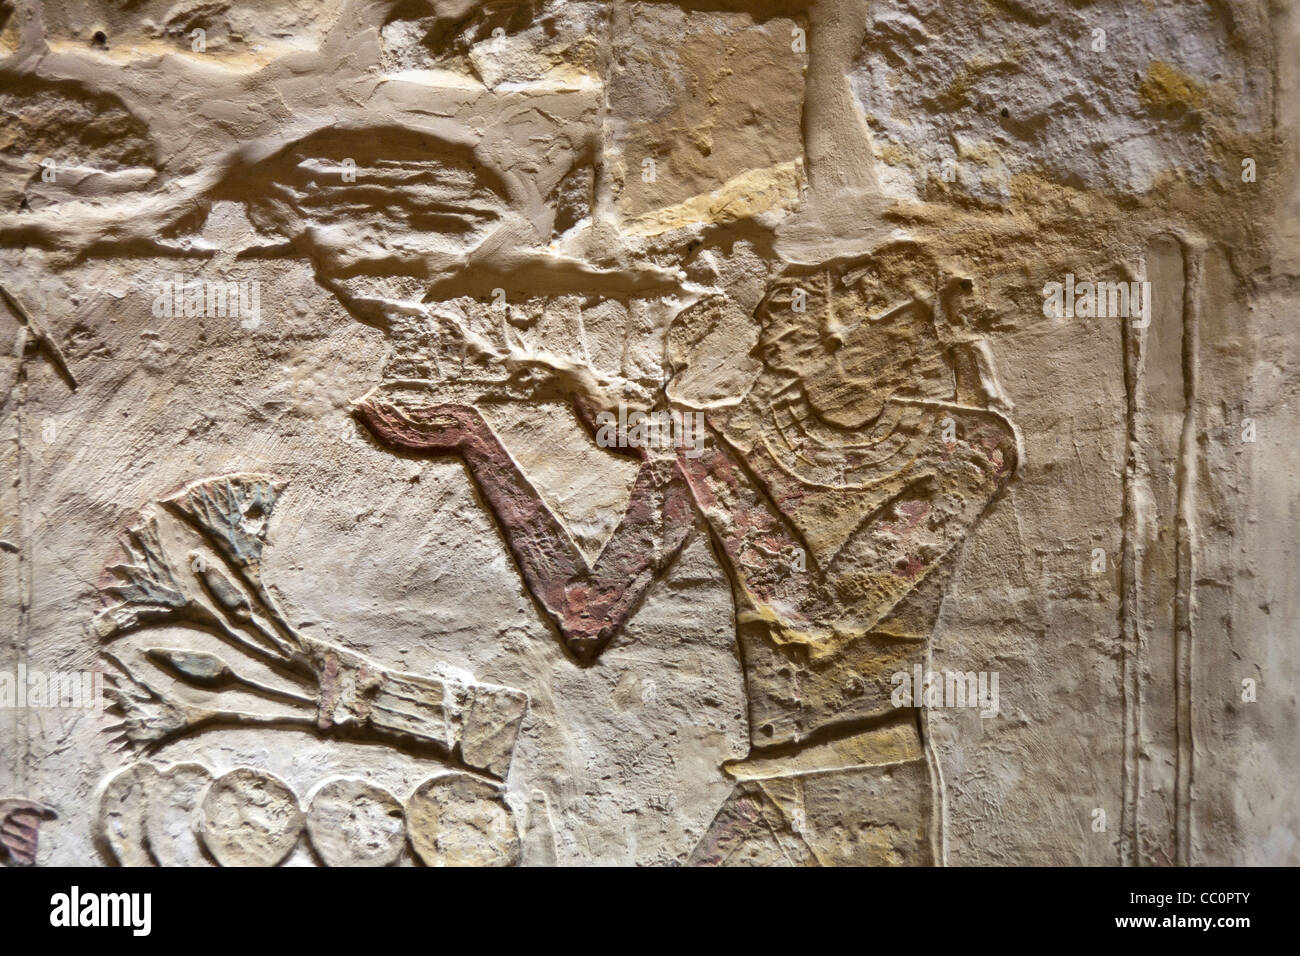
919,654,948,867
1174,241,1203,866
13,324,31,794
593,0,619,228
1118,272,1142,867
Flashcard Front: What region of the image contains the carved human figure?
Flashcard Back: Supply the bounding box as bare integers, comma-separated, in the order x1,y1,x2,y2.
358,240,1019,865
17,110,1016,862
0,3,1026,868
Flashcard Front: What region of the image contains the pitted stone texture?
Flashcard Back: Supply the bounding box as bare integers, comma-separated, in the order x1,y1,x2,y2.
199,769,303,868
145,762,214,867
306,778,405,868
406,773,520,867
850,0,1271,201
96,762,156,867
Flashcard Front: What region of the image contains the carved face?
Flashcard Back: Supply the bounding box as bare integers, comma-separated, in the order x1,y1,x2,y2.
754,246,956,429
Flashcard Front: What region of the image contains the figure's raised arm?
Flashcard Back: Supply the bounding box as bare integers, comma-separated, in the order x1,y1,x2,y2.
356,398,697,661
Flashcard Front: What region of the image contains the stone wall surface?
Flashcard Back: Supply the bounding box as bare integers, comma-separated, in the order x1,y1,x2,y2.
0,0,1297,866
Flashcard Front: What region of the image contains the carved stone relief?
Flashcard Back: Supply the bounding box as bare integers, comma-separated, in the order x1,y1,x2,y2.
1,0,1298,867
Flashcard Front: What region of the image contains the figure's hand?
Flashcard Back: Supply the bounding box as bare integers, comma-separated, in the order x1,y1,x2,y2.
500,350,648,408
0,800,56,867
355,398,485,454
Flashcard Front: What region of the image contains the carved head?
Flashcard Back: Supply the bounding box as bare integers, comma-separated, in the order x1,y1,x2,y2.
752,242,966,428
